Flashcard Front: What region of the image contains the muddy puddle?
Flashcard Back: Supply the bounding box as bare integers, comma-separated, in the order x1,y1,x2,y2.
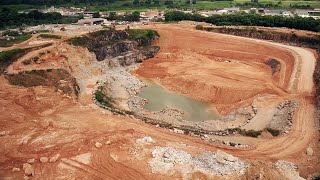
138,80,220,122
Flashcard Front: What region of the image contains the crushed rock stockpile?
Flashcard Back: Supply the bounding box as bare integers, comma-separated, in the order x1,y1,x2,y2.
275,160,305,180
149,146,247,178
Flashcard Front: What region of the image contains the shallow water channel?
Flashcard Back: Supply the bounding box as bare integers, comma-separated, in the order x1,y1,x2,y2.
138,81,220,122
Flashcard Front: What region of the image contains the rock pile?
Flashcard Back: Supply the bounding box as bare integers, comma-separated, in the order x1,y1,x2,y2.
27,158,35,164
193,150,247,176
22,163,34,176
40,157,48,163
0,131,7,136
136,136,156,144
306,147,313,156
149,146,192,174
149,146,247,177
12,167,21,172
269,100,298,134
49,154,60,162
275,160,304,180
95,142,103,148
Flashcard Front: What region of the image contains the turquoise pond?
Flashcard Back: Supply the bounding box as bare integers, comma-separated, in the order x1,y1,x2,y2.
138,81,220,122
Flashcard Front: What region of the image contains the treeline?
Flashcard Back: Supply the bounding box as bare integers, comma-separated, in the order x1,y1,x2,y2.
107,11,140,22
133,0,160,6
199,26,320,48
164,11,320,32
289,4,312,9
0,0,111,5
236,2,282,8
0,8,80,30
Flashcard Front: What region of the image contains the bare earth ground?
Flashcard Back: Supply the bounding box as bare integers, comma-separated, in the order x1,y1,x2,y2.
0,23,319,179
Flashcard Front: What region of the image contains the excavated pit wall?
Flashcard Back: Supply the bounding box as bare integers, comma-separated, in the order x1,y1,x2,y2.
94,64,272,137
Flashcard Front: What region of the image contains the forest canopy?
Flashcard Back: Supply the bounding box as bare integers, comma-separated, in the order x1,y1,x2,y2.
164,11,320,32
0,8,80,30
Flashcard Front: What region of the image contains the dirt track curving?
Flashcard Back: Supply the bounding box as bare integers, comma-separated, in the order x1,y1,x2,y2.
0,23,319,179
135,24,319,174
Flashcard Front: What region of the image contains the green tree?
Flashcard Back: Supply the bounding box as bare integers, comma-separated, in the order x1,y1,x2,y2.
92,12,101,18
131,11,140,21
133,0,140,5
153,0,160,5
109,12,117,20
164,0,173,5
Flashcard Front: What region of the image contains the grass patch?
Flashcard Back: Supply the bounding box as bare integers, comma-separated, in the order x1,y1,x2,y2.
127,29,159,41
126,29,159,46
266,128,280,136
195,25,204,30
0,43,52,74
5,69,79,96
22,56,40,65
95,89,135,115
39,34,62,39
0,32,32,47
237,129,262,138
66,36,89,47
95,90,115,108
0,48,24,62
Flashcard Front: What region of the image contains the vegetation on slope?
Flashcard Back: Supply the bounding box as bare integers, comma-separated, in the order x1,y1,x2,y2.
67,29,159,60
237,129,262,138
5,69,80,96
197,26,320,48
0,48,24,63
126,29,160,46
165,11,320,32
266,128,280,136
95,90,115,108
39,34,62,39
0,43,52,74
95,89,134,115
0,31,32,47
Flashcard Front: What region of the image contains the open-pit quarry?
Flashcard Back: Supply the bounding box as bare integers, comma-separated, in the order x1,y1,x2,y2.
0,23,319,179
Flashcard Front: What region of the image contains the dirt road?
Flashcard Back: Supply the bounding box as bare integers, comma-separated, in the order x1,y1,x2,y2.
135,24,319,173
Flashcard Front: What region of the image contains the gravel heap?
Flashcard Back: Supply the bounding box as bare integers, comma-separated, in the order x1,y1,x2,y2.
149,146,247,177
136,136,156,144
275,160,304,180
270,100,298,133
193,150,247,176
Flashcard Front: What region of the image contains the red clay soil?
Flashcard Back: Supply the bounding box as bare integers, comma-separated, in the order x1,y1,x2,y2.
135,24,295,114
0,23,319,179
